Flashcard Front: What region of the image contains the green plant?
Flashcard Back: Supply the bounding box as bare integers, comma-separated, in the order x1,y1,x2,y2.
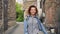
16,2,24,22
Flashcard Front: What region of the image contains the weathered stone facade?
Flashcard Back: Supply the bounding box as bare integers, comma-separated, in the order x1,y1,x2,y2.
44,0,60,34
8,0,16,27
56,0,60,34
0,0,16,32
0,0,3,34
45,0,57,27
0,0,3,29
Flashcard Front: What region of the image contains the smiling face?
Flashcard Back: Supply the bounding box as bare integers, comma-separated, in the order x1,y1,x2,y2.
28,5,38,16
30,7,36,15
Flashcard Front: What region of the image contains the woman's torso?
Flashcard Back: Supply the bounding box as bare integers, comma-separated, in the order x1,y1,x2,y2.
27,16,39,34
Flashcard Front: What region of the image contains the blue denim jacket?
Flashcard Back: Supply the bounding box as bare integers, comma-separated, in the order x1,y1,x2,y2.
24,16,48,34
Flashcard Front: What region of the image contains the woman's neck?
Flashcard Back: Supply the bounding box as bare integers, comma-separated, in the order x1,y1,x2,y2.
31,15,35,17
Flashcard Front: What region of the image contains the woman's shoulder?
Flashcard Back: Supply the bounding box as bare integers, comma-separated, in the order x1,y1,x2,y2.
35,15,40,19
24,15,30,20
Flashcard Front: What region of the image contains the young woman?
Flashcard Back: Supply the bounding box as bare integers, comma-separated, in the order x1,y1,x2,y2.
24,5,48,34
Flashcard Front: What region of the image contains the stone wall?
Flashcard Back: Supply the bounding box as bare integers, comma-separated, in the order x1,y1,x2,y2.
45,0,57,27
56,0,60,34
45,0,60,34
8,0,16,27
0,0,16,30
0,0,2,28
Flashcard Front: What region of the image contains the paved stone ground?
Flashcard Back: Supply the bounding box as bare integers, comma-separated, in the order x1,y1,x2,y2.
5,22,51,34
5,22,24,34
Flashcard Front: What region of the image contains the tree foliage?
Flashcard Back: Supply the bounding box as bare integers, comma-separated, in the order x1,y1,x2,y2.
16,2,24,22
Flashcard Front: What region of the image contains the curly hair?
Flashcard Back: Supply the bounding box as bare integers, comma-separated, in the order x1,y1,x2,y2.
28,5,38,15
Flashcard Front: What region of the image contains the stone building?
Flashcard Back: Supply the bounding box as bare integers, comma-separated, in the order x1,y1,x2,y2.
0,0,16,32
8,0,16,27
0,0,2,28
44,0,60,34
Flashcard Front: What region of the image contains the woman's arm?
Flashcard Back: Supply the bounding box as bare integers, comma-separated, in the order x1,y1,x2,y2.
37,18,48,34
24,19,28,34
40,23,48,34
